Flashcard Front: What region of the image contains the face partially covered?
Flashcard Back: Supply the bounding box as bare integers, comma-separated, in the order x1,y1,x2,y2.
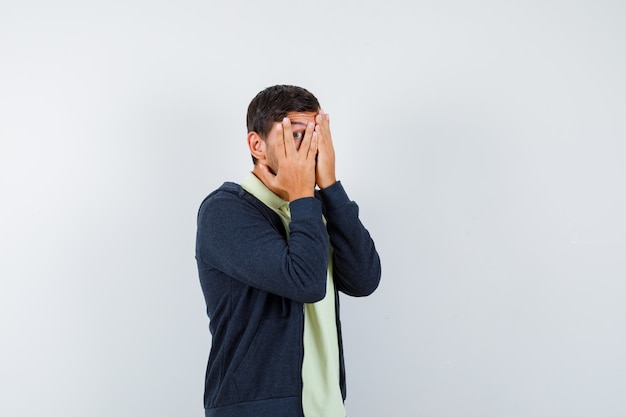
263,111,318,174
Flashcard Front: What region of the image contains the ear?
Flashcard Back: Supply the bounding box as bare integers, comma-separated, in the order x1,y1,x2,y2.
247,131,266,162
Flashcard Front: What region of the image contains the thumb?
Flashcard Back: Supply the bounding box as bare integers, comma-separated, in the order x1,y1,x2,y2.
257,162,276,183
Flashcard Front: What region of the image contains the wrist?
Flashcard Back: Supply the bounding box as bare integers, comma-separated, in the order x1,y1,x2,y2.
317,177,337,190
289,188,315,201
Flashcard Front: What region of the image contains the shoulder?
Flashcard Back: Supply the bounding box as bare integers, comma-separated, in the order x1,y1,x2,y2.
198,182,278,224
199,181,248,208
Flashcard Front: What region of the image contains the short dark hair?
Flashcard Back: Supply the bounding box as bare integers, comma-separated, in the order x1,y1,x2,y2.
247,85,320,164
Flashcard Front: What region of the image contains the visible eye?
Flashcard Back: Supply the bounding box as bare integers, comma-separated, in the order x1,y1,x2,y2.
293,131,304,140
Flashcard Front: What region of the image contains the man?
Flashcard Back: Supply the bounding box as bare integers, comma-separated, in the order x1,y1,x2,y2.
196,85,381,417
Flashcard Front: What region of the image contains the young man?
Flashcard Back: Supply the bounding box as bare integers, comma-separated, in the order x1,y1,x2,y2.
196,85,381,417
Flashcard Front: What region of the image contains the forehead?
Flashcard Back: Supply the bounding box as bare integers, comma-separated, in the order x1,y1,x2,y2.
286,111,317,126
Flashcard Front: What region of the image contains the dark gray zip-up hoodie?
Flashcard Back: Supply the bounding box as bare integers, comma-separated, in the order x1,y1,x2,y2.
196,181,381,417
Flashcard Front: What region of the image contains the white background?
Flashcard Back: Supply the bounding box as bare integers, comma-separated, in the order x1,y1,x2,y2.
1,1,625,416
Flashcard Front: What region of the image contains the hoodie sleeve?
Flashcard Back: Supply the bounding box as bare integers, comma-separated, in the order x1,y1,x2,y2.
196,188,329,304
319,181,381,297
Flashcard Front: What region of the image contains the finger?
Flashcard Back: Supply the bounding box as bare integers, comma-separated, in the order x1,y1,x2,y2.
311,131,319,156
300,121,315,158
315,112,328,133
320,112,332,144
322,112,330,130
318,109,330,124
314,124,325,148
257,162,276,183
281,118,296,158
275,122,286,157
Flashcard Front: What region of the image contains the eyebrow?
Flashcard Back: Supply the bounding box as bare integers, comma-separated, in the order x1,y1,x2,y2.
290,121,308,128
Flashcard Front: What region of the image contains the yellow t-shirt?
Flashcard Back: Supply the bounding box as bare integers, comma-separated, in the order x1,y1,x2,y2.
241,172,345,417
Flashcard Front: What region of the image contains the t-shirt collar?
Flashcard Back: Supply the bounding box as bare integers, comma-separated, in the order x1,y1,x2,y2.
240,171,288,211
